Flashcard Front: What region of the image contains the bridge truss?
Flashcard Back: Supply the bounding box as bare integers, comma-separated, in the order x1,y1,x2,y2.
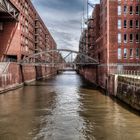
0,0,19,21
18,49,99,66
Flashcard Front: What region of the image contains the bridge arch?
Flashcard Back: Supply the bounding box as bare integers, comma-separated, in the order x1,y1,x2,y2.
19,49,99,66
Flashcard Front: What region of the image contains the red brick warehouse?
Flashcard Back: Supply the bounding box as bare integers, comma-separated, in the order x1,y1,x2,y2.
79,0,140,90
0,0,58,88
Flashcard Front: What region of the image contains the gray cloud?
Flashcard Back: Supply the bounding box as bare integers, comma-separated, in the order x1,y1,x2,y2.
32,0,100,51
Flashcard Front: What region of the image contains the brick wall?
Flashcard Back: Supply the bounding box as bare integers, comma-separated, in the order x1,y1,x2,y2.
0,22,20,61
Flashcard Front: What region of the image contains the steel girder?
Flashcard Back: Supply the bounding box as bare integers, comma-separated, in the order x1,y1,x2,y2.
18,49,99,66
0,0,19,21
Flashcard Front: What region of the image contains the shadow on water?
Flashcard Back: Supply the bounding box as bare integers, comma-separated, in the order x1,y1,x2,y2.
75,73,140,116
79,76,97,90
77,74,140,116
26,72,97,90
110,96,140,117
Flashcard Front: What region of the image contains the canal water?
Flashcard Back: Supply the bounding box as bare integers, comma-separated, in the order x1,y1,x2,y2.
0,72,140,140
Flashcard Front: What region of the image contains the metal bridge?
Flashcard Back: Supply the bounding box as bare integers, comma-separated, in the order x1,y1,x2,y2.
0,0,19,21
18,49,99,66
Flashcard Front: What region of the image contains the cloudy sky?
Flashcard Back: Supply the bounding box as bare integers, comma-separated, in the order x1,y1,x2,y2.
32,0,100,51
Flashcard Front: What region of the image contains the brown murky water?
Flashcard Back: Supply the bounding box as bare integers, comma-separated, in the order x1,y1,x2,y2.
0,72,140,140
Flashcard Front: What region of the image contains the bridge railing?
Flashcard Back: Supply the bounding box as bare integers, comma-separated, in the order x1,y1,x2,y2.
110,70,140,77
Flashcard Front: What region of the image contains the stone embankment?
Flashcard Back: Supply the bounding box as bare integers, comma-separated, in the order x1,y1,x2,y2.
116,75,140,110
79,68,140,111
0,62,57,93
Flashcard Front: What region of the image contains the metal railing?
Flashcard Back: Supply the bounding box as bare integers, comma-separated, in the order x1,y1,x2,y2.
110,69,140,77
116,70,140,76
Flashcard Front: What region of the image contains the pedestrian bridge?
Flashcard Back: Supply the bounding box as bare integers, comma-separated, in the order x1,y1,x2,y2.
0,0,19,21
18,49,99,66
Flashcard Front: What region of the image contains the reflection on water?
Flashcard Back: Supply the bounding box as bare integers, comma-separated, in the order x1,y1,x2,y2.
0,72,140,140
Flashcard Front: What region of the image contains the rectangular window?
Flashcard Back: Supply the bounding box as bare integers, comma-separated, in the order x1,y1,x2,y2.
136,6,138,14
118,48,122,59
118,33,121,43
124,20,127,28
130,34,133,43
118,20,121,29
25,38,28,45
124,48,127,58
118,6,121,15
136,5,140,15
130,48,133,58
130,20,133,28
124,34,127,43
130,6,133,15
124,5,127,14
136,20,139,28
136,48,139,58
136,34,140,43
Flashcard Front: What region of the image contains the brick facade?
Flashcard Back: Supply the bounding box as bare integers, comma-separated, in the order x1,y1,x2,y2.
0,0,56,61
0,0,58,89
79,0,140,90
